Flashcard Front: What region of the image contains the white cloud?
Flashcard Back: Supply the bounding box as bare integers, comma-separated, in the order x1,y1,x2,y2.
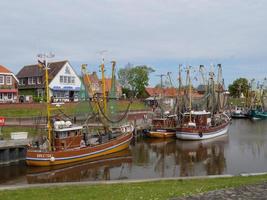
0,0,266,84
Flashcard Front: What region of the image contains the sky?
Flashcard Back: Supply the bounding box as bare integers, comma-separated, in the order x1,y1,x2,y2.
0,0,267,87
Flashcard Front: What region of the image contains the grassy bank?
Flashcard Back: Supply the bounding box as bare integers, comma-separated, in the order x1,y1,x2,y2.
0,101,148,117
1,175,267,200
0,126,43,139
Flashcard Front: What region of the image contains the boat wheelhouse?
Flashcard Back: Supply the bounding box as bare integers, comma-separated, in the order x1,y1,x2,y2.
147,115,177,138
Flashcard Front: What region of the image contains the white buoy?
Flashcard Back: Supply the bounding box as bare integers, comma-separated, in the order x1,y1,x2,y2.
50,156,55,162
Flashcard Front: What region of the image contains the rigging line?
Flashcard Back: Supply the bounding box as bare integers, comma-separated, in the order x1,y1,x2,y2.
94,93,132,124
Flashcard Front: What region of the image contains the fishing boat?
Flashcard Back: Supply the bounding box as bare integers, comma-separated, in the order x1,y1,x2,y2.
147,116,177,138
231,107,248,119
247,78,267,120
147,69,181,138
248,109,267,120
26,55,133,167
176,64,230,140
176,111,230,140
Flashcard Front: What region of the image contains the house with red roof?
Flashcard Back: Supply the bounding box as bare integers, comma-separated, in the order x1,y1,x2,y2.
0,65,19,103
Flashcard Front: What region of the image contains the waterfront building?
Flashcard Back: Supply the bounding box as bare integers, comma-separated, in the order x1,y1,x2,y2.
0,65,19,103
83,71,122,98
17,60,81,102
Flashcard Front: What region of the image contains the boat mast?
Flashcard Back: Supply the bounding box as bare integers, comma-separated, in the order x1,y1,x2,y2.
187,66,192,122
37,53,54,151
100,56,107,115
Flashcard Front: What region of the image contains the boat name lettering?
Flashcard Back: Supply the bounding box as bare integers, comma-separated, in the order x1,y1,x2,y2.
37,154,52,158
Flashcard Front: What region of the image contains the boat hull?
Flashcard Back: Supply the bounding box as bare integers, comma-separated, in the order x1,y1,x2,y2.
247,109,267,120
147,130,176,138
26,133,133,167
176,122,229,140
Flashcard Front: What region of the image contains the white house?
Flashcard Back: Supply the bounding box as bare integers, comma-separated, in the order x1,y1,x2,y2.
17,60,81,102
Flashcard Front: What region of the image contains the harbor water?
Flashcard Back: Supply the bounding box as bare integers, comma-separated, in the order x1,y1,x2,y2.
0,119,267,185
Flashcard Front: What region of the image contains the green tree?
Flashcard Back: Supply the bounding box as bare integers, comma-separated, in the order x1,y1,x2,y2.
118,65,154,98
228,78,249,97
117,63,133,89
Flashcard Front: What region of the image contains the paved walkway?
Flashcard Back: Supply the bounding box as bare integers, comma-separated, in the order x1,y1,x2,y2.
173,182,267,200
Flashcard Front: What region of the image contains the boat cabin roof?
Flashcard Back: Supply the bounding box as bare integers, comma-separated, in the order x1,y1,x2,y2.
184,111,211,115
54,126,83,132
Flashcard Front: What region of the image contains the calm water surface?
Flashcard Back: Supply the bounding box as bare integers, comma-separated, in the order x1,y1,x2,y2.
1,119,267,185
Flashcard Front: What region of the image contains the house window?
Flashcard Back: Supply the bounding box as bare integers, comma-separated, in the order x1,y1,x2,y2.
65,66,71,74
37,77,41,84
60,76,63,83
19,79,25,85
71,77,75,84
6,76,12,85
68,76,71,83
64,76,67,83
32,77,36,84
0,76,4,85
8,93,12,99
28,77,32,85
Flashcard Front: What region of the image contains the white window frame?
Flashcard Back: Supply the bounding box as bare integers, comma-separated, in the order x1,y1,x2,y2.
6,76,12,85
28,77,33,85
0,75,4,85
37,77,41,84
72,77,75,84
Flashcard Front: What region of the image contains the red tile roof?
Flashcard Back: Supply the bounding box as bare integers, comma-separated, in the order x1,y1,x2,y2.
145,87,179,97
0,65,11,73
145,87,203,98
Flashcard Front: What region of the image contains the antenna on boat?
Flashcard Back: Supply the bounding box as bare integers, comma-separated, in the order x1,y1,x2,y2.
98,50,108,114
37,52,55,151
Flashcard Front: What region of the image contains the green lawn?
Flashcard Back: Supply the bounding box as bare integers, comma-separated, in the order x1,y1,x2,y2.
0,101,148,118
0,126,43,139
1,175,267,200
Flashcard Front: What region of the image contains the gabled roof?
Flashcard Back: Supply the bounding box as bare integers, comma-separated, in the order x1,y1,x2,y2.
0,65,11,73
104,78,122,92
0,64,19,82
17,60,68,79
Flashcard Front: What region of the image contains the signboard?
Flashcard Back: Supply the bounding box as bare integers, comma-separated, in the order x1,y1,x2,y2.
0,117,5,126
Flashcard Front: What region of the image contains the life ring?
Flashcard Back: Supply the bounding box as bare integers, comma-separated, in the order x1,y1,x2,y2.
199,132,203,137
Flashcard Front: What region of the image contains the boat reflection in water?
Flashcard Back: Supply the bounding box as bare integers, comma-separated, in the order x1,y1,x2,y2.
26,149,132,184
138,135,229,178
176,135,229,177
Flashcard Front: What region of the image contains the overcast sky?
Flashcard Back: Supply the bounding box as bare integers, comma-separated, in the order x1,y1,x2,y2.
0,0,266,86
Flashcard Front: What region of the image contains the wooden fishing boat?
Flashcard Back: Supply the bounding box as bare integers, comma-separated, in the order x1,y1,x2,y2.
26,123,133,166
147,116,176,138
176,111,230,140
26,55,133,167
